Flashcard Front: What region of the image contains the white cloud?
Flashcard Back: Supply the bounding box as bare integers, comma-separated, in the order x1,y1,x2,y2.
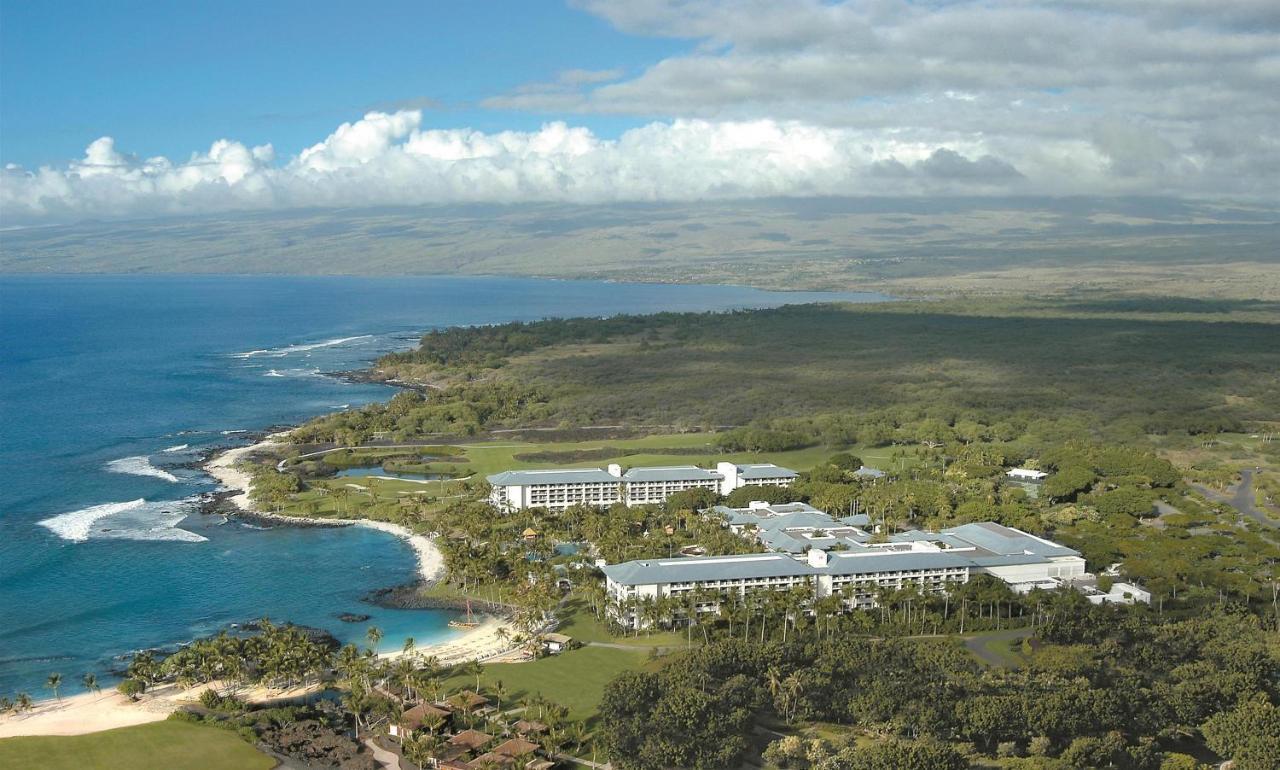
486,0,1280,199
5,0,1278,225
7,105,1274,225
3,112,1052,224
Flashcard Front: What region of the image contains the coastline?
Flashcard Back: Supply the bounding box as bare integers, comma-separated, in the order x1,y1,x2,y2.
204,433,445,583
0,434,514,739
207,433,523,665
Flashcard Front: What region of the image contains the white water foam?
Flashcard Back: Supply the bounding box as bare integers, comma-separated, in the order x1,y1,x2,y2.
264,368,322,379
37,498,207,543
162,443,190,453
231,335,372,359
106,455,179,482
221,429,248,435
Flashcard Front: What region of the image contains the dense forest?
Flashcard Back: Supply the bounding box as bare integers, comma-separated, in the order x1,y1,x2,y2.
599,605,1279,770
296,297,1280,443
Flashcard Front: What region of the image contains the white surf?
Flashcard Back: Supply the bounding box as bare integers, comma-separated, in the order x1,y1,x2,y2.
106,455,179,482
37,498,207,543
232,334,372,359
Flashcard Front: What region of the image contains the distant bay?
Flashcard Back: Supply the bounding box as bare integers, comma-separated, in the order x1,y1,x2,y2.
0,274,891,696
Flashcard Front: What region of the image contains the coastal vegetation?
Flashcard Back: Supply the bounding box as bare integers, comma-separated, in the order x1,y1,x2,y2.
14,294,1278,768
297,297,1280,441
159,294,1277,767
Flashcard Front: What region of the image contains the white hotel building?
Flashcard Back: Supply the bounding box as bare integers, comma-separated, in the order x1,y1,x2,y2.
486,462,797,511
602,507,1105,629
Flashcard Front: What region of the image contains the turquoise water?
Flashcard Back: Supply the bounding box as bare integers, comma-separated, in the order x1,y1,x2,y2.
0,274,890,697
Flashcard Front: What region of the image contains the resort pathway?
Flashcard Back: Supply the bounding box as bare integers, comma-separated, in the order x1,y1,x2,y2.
364,738,402,770
1194,469,1278,529
964,628,1033,667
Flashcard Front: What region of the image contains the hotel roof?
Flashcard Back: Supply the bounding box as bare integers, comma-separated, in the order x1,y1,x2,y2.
623,465,722,482
604,519,1079,586
603,552,812,585
736,463,800,480
487,468,620,486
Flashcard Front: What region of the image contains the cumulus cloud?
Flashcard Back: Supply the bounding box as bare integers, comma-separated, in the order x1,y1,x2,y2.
3,112,1051,224
489,0,1280,198
3,0,1275,224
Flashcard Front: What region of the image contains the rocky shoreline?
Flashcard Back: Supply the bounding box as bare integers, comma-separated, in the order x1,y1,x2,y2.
363,582,516,615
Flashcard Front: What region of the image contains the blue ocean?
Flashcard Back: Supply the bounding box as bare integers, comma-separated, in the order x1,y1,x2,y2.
0,274,888,698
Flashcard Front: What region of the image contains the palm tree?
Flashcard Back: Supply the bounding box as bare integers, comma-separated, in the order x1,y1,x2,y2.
402,636,416,656
82,673,101,698
15,693,32,714
46,673,63,702
491,679,508,712
459,659,484,693
366,625,383,653
567,721,592,754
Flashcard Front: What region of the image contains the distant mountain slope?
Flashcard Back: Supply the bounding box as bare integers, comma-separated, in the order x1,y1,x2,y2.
3,197,1277,299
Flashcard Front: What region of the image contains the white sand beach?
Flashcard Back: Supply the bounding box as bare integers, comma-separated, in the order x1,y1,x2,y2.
0,689,168,738
0,680,323,739
379,615,522,667
209,433,519,659
205,434,445,582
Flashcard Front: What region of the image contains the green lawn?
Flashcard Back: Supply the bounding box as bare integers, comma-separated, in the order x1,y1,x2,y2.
554,597,686,649
442,644,650,721
456,433,900,477
278,433,908,520
0,720,275,770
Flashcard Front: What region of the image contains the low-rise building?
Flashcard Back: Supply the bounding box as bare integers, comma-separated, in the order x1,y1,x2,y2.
602,515,1097,629
487,461,799,511
716,462,799,495
618,464,723,505
1007,467,1049,481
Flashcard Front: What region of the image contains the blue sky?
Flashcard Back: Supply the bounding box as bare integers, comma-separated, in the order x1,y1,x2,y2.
0,0,682,167
1,1,1272,224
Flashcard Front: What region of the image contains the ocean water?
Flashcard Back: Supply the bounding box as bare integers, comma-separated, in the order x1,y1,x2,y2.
0,274,890,697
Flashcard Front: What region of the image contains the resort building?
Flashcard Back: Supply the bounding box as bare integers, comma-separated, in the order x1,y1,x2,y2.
1007,467,1049,481
716,462,799,495
602,510,1098,628
487,461,798,511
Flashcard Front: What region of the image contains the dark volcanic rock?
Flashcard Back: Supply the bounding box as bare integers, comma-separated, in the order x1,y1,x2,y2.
361,582,466,611
258,717,377,770
336,613,371,624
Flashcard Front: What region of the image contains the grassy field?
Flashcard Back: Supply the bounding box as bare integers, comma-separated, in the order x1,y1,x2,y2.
442,644,652,721
0,720,274,770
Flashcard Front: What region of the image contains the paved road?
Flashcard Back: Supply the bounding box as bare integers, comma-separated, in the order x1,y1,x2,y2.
963,628,1033,667
1195,469,1278,529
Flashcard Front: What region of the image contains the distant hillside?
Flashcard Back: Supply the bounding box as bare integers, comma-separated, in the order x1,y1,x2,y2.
3,197,1277,299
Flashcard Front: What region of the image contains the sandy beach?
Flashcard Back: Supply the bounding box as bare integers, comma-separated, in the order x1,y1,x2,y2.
205,434,445,582
380,615,523,667
0,680,323,739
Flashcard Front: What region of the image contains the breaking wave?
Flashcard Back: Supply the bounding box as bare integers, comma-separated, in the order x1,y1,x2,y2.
106,456,179,482
264,367,323,379
162,443,190,453
37,498,207,543
231,335,372,359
